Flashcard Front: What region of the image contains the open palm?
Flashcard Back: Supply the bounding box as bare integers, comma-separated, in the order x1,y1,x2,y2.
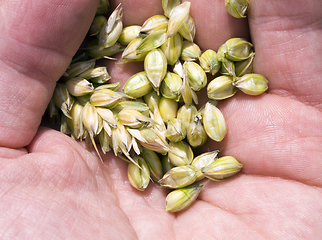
1,0,322,239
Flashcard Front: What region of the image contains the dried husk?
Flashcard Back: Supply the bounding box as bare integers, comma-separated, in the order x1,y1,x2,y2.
160,72,183,101
149,97,167,134
143,90,161,112
159,96,178,121
98,4,123,49
113,100,150,116
140,15,168,35
128,156,150,191
191,150,220,181
225,0,249,18
184,61,207,91
118,108,155,128
111,123,133,158
94,82,120,92
141,148,163,181
89,15,107,36
118,25,141,45
165,184,203,212
123,71,152,98
119,37,148,63
178,15,195,42
165,118,186,142
98,128,112,154
161,155,175,174
144,48,167,91
87,42,124,59
160,33,183,65
68,101,84,140
168,141,194,166
82,102,103,162
173,59,184,78
224,38,253,61
201,156,243,181
203,102,227,142
63,60,95,80
186,115,207,148
158,165,196,188
220,57,236,77
166,2,190,38
234,73,268,95
162,0,181,18
65,77,94,97
235,52,255,77
96,0,110,15
79,67,111,84
90,88,123,108
48,98,58,118
199,49,221,75
207,75,237,100
96,107,117,129
181,41,201,61
180,73,198,105
176,104,197,130
137,29,167,53
53,84,74,119
128,128,169,155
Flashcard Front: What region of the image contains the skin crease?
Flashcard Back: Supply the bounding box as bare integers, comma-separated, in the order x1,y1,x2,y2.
0,0,322,238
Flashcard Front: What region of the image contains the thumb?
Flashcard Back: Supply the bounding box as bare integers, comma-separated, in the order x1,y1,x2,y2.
0,0,99,148
248,0,322,108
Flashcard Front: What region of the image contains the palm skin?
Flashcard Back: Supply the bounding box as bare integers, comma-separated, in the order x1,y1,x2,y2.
1,0,322,239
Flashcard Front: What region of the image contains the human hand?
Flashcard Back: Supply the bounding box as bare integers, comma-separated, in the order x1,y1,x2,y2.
1,0,322,239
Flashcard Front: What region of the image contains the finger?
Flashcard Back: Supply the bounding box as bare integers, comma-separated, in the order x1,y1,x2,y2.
218,93,322,187
248,0,322,109
216,0,322,186
0,0,99,148
197,174,322,238
103,154,176,239
0,128,137,238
